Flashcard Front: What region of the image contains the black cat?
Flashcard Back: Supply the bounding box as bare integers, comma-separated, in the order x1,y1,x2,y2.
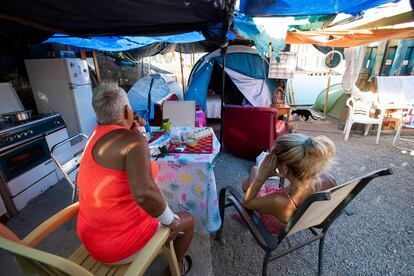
292,109,317,121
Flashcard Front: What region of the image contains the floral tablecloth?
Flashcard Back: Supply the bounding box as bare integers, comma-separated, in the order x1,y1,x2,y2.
152,127,221,234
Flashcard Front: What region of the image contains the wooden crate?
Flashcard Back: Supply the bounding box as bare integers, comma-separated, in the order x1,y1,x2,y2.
382,117,401,130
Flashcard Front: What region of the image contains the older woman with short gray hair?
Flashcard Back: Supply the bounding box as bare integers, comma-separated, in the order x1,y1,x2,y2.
77,83,194,273
92,83,131,125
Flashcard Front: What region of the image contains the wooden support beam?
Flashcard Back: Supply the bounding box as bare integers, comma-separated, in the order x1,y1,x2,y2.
80,49,87,60
92,51,101,83
0,175,17,217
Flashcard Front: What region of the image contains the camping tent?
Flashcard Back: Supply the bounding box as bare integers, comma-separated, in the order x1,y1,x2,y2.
128,73,183,118
313,83,347,119
185,45,275,115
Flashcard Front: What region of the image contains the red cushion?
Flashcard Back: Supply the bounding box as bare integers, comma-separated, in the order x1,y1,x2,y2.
223,105,288,159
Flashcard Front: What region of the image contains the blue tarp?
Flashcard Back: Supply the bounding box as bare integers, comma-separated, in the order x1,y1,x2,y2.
238,0,400,16
43,32,205,52
233,14,285,60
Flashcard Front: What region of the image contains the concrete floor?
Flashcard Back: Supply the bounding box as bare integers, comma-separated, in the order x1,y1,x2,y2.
212,116,414,275
0,177,213,276
1,115,413,275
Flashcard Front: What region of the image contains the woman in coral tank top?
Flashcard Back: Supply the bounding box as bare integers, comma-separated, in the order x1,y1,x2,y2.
77,83,194,274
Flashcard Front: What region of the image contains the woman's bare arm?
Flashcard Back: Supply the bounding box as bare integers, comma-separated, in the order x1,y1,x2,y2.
243,178,266,205
242,154,295,223
243,154,278,206
243,192,295,224
125,134,166,217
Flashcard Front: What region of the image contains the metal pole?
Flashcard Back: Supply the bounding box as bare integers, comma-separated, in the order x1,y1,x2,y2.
219,45,228,144
179,51,185,92
218,0,236,145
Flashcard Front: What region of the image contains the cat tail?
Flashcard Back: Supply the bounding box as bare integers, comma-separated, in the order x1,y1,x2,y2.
310,114,317,120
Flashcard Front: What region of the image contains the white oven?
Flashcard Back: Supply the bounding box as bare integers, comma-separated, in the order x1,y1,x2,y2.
8,128,69,211
0,85,70,217
0,114,69,216
0,136,51,183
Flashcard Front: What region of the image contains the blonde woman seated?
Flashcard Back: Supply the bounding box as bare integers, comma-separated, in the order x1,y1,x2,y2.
241,133,336,234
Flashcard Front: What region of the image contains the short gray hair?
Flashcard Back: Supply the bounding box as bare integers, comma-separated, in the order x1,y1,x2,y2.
92,83,130,124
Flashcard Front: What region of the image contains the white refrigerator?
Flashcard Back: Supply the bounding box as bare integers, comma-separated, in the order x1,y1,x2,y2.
25,58,96,137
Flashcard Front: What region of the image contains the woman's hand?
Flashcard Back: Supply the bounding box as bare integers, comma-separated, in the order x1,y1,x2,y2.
136,116,146,127
256,153,279,182
166,217,181,241
130,112,146,135
244,155,278,207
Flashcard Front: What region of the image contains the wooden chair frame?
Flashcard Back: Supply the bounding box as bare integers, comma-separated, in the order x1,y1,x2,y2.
0,202,180,276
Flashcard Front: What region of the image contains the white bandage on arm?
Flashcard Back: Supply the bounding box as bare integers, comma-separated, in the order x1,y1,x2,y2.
156,204,176,225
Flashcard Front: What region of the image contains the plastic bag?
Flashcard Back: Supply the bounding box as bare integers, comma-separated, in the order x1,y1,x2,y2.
170,128,183,144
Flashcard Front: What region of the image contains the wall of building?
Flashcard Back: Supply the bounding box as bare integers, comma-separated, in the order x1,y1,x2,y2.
358,39,414,91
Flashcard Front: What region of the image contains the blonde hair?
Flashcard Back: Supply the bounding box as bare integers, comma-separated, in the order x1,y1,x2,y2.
272,133,335,181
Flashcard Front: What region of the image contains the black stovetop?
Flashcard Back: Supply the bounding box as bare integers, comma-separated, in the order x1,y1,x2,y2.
0,113,60,133
0,113,65,150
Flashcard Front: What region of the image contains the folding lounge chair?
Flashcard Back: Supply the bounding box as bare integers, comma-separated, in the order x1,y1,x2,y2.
215,168,392,276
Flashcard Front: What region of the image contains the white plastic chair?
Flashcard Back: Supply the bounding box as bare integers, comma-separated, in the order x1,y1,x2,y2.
51,133,88,204
343,96,385,144
392,101,414,151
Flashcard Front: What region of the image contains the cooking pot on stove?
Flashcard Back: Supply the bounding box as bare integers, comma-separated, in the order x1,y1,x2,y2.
1,110,33,122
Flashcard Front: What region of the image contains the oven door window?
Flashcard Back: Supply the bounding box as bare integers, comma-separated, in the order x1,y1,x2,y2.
0,137,51,182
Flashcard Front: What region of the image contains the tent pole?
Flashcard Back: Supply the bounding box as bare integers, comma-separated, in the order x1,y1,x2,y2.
219,0,236,145
323,48,335,118
219,45,228,144
323,69,332,117
179,51,185,93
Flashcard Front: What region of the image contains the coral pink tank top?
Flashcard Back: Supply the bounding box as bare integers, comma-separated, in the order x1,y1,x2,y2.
77,125,159,263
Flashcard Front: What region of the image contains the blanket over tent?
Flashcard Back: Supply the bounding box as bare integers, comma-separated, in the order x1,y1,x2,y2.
127,74,183,118
185,45,274,112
